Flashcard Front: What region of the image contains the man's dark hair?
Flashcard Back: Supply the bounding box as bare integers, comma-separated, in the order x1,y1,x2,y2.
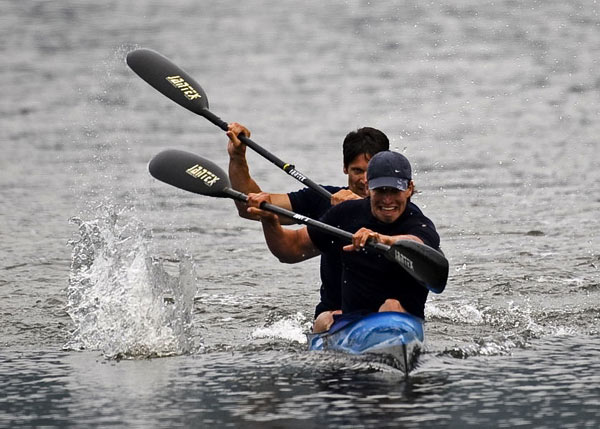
342,127,390,167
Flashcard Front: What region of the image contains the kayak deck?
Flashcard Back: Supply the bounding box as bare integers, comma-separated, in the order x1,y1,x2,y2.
306,312,424,374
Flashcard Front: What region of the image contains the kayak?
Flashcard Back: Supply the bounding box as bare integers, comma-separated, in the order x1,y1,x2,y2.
306,312,424,374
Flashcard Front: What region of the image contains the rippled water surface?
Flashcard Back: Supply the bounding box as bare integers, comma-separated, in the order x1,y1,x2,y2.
1,0,599,427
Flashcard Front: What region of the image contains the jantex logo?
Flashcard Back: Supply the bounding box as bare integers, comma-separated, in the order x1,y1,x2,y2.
393,249,414,271
166,75,202,100
185,164,220,187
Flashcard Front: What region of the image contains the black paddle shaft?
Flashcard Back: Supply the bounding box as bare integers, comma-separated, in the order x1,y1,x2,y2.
221,187,447,292
223,187,356,241
199,110,332,201
127,48,332,201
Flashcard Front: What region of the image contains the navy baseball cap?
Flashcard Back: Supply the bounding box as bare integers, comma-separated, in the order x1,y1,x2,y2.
367,151,412,191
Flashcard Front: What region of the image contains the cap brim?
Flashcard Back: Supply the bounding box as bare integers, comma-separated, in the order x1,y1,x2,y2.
368,177,409,191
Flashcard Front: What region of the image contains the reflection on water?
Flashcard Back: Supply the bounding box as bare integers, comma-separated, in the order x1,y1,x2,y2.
2,337,599,427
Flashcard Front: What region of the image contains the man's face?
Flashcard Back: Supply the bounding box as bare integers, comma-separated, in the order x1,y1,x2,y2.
344,153,371,197
369,184,414,224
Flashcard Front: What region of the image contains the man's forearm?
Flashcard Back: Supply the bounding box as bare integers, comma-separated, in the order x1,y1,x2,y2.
384,234,424,246
261,221,318,263
229,156,261,194
229,156,262,219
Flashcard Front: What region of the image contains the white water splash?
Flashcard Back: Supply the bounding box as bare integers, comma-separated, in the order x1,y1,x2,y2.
251,312,311,344
65,206,199,358
431,299,581,358
426,301,485,324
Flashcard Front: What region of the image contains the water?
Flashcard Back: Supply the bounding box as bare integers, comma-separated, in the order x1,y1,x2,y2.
1,0,599,427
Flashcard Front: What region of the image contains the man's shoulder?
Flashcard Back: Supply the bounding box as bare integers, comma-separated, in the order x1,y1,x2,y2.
398,201,440,247
324,197,370,220
405,201,424,215
400,201,435,226
336,197,370,210
288,185,346,218
288,185,345,200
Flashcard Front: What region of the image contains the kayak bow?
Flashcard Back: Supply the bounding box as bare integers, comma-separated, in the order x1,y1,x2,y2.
307,312,424,374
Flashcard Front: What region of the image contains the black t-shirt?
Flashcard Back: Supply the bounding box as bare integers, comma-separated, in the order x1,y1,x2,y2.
288,185,344,317
288,185,344,219
307,198,440,319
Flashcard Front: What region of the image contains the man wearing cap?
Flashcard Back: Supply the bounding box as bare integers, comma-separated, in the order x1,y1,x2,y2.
246,150,440,332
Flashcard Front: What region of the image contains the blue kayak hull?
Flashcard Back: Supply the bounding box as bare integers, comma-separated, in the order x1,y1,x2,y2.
306,312,424,373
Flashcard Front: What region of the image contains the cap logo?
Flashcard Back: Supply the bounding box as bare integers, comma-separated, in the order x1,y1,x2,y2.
367,151,412,190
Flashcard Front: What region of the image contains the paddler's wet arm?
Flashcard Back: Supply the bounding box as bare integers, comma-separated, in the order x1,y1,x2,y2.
246,192,320,263
378,234,424,246
228,180,295,225
227,123,261,219
228,151,295,224
260,223,320,264
227,122,294,224
330,189,362,206
343,229,424,252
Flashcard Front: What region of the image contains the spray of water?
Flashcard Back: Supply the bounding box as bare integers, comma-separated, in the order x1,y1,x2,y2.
65,206,200,359
251,312,311,344
428,299,579,359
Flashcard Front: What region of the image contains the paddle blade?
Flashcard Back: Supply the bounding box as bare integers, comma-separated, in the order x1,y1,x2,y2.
388,240,449,293
148,149,230,197
126,48,209,115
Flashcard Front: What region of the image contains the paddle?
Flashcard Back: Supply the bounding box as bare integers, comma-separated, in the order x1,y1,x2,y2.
127,48,332,201
148,149,449,293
